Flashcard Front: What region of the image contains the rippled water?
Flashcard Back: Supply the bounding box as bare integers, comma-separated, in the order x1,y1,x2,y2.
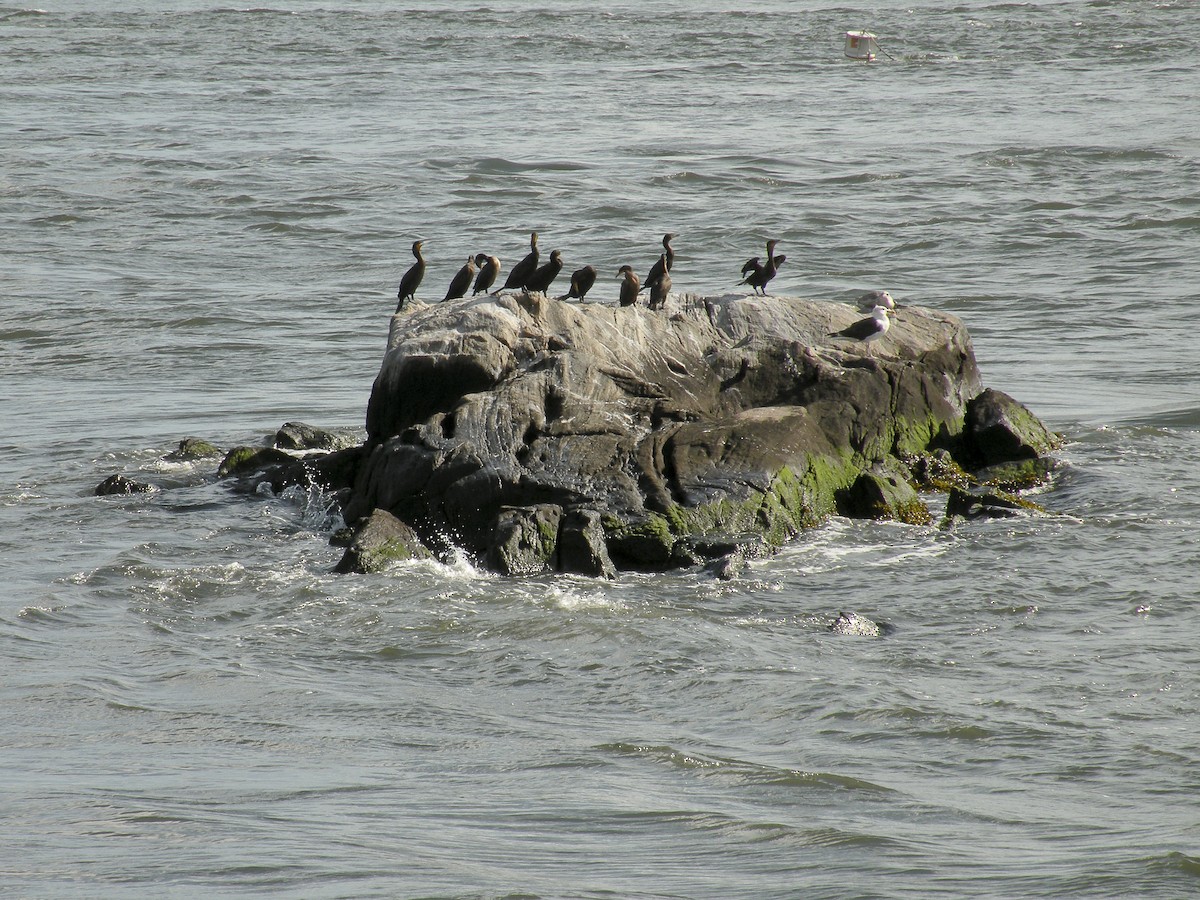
3,1,1199,897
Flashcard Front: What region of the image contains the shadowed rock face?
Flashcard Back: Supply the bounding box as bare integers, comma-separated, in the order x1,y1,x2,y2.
342,291,1030,573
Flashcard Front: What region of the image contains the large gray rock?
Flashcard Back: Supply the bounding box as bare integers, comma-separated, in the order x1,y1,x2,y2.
341,291,1044,574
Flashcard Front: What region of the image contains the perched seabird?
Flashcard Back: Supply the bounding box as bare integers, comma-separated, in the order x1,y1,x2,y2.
395,240,426,311
738,239,783,295
857,290,896,312
472,253,501,295
829,305,893,353
524,249,563,294
642,232,676,291
443,255,476,302
559,265,597,302
648,255,671,310
501,231,540,291
617,265,640,307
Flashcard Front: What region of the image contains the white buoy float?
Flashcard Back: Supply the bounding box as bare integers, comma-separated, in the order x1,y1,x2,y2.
844,30,880,61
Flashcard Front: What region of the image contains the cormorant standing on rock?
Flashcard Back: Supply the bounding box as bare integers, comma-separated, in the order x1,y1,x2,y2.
501,231,539,291
617,265,640,307
396,240,425,311
472,253,500,295
643,232,675,291
443,255,476,302
829,305,893,354
525,249,563,294
739,239,783,295
559,265,597,302
648,255,671,310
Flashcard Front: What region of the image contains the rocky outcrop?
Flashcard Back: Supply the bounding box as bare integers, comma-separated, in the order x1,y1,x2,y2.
327,290,1054,575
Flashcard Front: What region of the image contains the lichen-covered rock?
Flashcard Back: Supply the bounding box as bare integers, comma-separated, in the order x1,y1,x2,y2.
333,508,432,574
975,456,1058,491
275,421,354,452
837,464,932,525
164,438,222,461
339,291,1049,575
217,445,294,479
964,388,1060,467
487,504,562,576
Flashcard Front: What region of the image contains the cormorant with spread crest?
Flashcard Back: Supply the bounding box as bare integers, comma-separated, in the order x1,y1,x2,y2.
395,240,425,311
443,255,476,302
617,265,640,307
739,239,783,295
472,253,500,295
501,231,539,291
525,249,563,294
559,265,597,302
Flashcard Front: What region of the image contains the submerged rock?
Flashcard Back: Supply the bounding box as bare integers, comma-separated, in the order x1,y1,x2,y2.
829,611,891,637
95,474,155,496
331,291,1052,575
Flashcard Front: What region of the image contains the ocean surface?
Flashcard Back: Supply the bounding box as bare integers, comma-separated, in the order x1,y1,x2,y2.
3,0,1199,896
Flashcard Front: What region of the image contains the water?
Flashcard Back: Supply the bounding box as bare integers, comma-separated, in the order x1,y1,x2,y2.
3,1,1199,896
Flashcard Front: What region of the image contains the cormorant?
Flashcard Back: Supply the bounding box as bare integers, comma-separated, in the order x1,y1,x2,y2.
443,255,476,302
501,231,539,291
525,249,563,294
647,255,671,310
617,265,640,307
396,240,425,311
643,232,675,290
829,305,893,354
559,265,597,302
738,239,783,295
472,253,500,295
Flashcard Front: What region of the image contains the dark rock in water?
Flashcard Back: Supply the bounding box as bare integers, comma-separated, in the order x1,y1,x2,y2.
829,611,890,637
95,474,155,496
338,292,1053,575
837,464,932,525
164,438,222,461
487,504,562,576
964,388,1060,467
275,421,349,452
944,484,1041,521
333,508,433,574
558,508,616,578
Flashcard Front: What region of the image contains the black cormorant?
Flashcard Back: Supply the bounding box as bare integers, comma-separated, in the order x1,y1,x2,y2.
472,254,500,295
559,265,597,302
738,239,783,295
643,232,675,290
525,250,563,294
617,266,640,307
443,255,476,302
396,240,426,310
501,231,539,291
